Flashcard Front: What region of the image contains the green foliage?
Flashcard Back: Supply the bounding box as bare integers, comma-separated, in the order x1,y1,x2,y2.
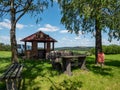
58,0,120,63
50,77,82,90
0,51,120,90
0,43,11,51
103,45,120,54
90,45,120,54
0,0,52,22
58,0,120,40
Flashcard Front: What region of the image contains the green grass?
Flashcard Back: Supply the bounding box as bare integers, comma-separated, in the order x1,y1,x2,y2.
0,51,120,90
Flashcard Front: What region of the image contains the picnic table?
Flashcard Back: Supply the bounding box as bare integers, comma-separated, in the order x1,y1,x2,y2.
62,55,87,76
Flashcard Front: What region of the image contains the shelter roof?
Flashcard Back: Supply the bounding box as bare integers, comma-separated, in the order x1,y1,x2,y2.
21,31,57,42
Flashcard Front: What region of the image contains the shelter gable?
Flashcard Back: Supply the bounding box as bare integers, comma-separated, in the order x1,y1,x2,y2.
21,31,57,42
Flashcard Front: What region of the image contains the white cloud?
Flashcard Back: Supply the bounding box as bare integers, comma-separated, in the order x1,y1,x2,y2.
53,0,58,2
60,30,69,33
37,24,59,32
4,19,11,23
0,19,11,29
0,19,24,30
59,30,83,35
102,38,120,45
0,27,2,30
56,35,96,47
75,36,81,40
0,36,10,44
78,31,83,35
16,23,24,29
17,38,24,44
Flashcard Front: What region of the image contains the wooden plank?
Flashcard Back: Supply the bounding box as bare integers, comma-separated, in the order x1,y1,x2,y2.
14,64,23,78
1,64,23,80
1,64,15,80
4,64,18,79
7,64,23,79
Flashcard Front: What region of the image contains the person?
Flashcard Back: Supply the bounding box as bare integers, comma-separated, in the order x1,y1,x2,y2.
97,50,105,67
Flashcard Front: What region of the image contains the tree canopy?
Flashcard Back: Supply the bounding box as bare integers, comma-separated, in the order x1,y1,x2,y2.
58,0,120,63
58,0,120,39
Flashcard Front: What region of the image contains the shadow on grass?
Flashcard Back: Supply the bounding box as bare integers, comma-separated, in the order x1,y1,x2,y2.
0,57,82,90
0,57,11,90
22,59,60,76
105,59,120,68
86,57,113,76
0,57,11,63
21,59,63,90
0,57,11,75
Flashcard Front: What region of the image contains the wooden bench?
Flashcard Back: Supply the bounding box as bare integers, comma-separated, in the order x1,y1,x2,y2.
0,63,23,90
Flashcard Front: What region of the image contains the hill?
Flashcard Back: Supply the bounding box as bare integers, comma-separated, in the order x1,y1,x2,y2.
55,46,93,51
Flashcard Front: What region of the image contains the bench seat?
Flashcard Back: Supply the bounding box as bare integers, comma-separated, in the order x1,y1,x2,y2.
0,63,23,90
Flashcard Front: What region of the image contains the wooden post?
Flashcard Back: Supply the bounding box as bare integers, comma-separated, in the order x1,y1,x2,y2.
24,42,27,57
52,42,54,50
32,41,38,57
25,42,26,51
78,56,87,70
47,42,50,53
62,57,72,76
44,42,46,50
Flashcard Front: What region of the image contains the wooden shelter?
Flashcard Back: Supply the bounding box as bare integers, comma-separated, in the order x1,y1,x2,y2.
21,31,57,59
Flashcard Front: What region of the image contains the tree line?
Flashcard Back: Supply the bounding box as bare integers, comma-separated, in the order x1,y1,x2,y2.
90,45,120,54
0,43,11,51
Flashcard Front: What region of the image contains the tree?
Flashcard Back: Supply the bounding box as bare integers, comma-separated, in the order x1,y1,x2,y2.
0,0,52,63
58,0,120,63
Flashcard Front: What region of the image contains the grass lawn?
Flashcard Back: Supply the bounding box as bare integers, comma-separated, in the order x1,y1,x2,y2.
0,51,120,90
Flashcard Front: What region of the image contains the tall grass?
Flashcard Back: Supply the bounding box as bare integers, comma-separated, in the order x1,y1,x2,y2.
0,51,120,90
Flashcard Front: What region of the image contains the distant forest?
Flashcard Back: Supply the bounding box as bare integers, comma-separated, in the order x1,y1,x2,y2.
0,43,11,51
0,43,120,54
56,45,120,54
55,46,93,51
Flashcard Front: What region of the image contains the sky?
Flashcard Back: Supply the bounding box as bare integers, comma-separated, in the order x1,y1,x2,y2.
0,1,120,48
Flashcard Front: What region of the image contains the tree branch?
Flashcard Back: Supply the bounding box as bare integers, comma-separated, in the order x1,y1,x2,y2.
15,0,32,24
0,9,10,12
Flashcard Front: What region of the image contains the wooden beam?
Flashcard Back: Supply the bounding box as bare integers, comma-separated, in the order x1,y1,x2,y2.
52,42,54,50
25,42,26,51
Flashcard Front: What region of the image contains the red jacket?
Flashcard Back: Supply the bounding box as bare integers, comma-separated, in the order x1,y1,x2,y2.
98,52,105,63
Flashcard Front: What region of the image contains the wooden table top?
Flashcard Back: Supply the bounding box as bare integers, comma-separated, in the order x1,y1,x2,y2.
62,55,86,58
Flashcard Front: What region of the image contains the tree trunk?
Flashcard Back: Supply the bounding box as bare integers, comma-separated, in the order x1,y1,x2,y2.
10,0,18,63
95,19,102,64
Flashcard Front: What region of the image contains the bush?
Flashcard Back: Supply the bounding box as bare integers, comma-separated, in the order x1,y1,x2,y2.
0,43,11,51
90,44,120,54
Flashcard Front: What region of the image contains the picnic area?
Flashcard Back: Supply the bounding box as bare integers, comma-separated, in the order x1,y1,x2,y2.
0,1,120,90
0,50,120,90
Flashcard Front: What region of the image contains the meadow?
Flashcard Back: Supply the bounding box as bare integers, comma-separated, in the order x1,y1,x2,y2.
0,51,120,90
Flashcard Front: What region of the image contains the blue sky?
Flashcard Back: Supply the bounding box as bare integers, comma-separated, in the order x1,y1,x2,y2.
0,1,120,47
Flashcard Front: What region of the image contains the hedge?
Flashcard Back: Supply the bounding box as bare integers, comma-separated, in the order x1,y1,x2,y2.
90,45,120,54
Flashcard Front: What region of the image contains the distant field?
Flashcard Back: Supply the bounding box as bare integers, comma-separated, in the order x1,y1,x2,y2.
0,51,120,90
